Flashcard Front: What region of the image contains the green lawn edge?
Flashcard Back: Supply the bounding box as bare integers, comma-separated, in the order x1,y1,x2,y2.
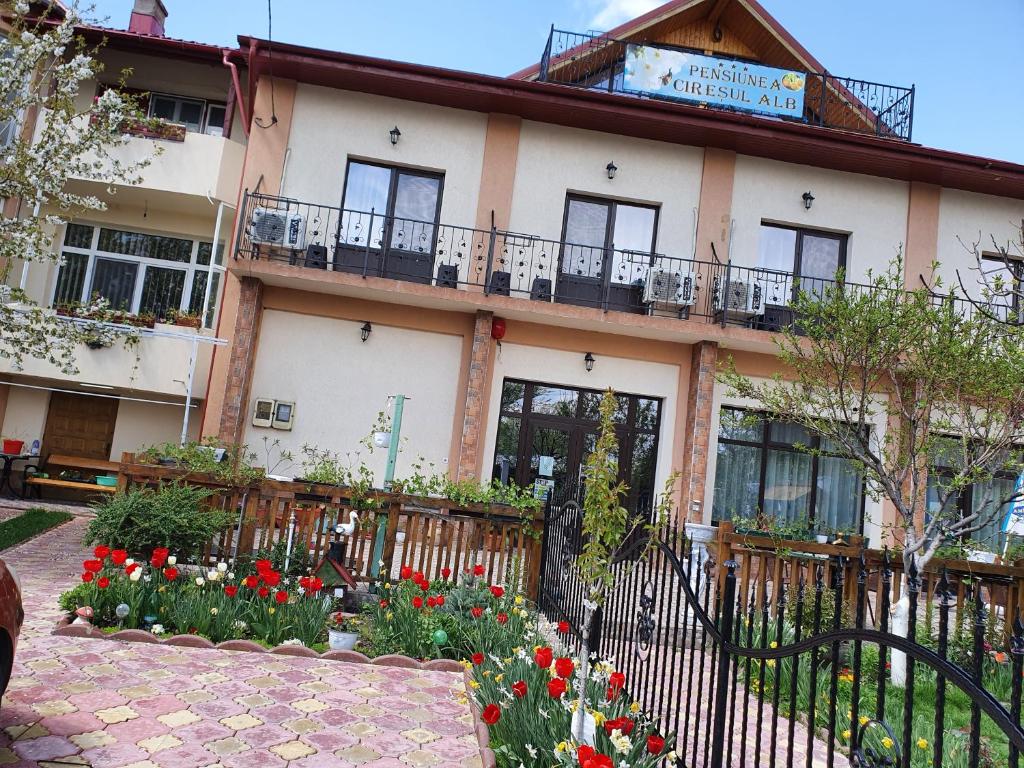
0,508,75,551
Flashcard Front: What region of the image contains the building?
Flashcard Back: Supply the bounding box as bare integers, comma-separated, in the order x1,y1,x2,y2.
4,0,1023,546
0,0,245,464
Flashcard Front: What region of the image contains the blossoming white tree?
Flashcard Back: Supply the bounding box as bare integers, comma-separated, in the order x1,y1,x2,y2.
1,1,151,373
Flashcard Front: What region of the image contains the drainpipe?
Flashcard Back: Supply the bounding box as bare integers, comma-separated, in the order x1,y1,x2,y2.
222,49,250,137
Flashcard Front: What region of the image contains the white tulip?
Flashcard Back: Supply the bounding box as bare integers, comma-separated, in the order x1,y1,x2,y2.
207,570,219,582
195,577,205,587
227,572,235,580
167,556,177,566
217,562,228,573
129,569,141,582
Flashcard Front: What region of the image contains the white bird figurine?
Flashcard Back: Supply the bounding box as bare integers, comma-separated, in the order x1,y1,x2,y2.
335,510,359,537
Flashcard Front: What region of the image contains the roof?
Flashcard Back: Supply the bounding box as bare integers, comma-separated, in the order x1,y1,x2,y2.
237,35,1024,201
77,24,232,65
315,557,357,590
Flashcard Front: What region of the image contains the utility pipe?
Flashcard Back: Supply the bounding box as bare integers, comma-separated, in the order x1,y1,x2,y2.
222,50,250,137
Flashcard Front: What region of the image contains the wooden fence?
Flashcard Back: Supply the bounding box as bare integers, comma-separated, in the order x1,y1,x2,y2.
116,456,544,598
714,520,1024,643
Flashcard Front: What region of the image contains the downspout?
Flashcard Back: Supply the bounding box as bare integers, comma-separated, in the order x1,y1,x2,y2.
246,39,260,128
222,49,250,137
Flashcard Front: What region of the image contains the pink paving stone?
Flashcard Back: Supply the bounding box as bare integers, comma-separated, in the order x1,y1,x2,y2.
80,741,153,767
251,703,301,722
274,669,314,684
263,686,308,703
171,720,232,744
0,705,39,727
361,759,408,768
312,708,360,727
319,689,366,705
368,713,417,732
37,711,107,736
104,716,171,742
219,748,289,768
298,730,358,752
11,735,79,761
188,698,246,718
207,681,257,698
236,723,294,749
68,689,128,712
5,684,62,705
290,754,359,768
429,736,480,760
152,742,227,768
132,694,191,717
360,733,419,757
423,717,476,736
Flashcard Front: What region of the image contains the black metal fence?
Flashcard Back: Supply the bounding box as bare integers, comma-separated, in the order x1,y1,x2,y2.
236,191,891,332
538,29,915,142
537,514,1024,768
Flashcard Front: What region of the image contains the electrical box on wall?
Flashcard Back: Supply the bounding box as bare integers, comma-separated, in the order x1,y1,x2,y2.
252,398,295,430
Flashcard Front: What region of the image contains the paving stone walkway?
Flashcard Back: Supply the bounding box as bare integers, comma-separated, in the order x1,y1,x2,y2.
0,517,481,768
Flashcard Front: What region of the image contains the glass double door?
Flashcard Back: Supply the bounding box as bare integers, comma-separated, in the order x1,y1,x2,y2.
519,418,600,506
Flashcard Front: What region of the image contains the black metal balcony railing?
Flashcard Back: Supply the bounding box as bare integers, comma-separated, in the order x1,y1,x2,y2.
235,191,891,333
538,28,915,141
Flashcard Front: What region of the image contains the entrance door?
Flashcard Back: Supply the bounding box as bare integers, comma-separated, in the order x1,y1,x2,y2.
41,392,118,462
557,195,657,313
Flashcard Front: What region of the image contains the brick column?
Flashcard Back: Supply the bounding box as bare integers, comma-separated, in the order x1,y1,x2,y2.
217,277,264,445
457,310,496,480
678,341,718,522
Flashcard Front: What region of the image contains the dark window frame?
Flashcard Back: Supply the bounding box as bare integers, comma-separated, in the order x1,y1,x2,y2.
340,158,445,228
759,222,849,282
714,406,867,534
559,193,660,257
980,252,1023,319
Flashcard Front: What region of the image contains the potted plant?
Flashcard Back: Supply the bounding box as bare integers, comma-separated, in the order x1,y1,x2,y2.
327,611,361,650
173,311,202,329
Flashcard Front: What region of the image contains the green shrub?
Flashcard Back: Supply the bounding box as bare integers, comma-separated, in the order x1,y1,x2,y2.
85,483,230,560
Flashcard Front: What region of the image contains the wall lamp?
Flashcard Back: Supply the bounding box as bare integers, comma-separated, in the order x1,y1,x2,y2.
802,190,815,210
389,126,401,146
360,322,372,342
584,352,595,372
606,161,617,180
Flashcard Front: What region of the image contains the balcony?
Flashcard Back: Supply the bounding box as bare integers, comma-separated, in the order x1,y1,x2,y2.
234,192,887,334
537,29,915,141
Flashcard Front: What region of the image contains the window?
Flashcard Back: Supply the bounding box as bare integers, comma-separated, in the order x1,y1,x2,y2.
758,224,848,299
981,253,1022,322
51,223,224,326
927,436,1019,551
147,93,226,135
712,407,866,534
0,32,20,149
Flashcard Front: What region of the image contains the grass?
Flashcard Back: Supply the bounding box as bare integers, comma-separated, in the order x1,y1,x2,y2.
0,508,74,550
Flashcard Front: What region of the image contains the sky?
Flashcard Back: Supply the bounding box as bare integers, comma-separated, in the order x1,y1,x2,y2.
86,0,1024,164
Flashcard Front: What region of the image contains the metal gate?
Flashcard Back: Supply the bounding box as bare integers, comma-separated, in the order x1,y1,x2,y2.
538,520,1024,768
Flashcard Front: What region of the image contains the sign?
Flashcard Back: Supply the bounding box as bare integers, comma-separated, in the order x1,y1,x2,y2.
623,44,806,119
1002,473,1024,536
538,455,555,477
533,477,555,501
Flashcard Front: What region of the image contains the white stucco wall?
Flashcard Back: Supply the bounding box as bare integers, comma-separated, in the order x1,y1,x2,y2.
730,156,909,284
508,121,704,254
935,188,1024,298
0,388,49,448
243,310,463,481
283,86,487,230
109,399,201,460
481,342,681,494
706,379,888,548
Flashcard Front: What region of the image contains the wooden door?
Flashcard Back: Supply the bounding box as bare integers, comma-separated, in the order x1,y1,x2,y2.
41,392,118,461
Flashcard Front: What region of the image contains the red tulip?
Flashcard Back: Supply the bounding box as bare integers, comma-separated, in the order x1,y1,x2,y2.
255,559,272,573
554,657,574,679
244,574,259,589
262,571,281,587
583,755,613,768
224,585,238,597
481,703,500,725
412,596,424,609
471,652,484,665
111,550,128,566
97,576,110,589
511,680,527,698
496,612,508,625
94,545,111,559
413,571,424,584
81,572,94,583
534,647,553,668
435,595,445,607
400,565,413,580
473,564,485,576
441,567,451,579
163,567,178,581
426,596,437,608
419,581,429,592
603,716,634,736
379,599,389,608
471,606,483,619
547,678,566,698
558,620,570,633
309,577,323,592
489,585,504,599
125,563,139,575
647,734,666,755
275,590,288,604
258,586,270,598
609,671,625,691
83,559,103,573
577,746,596,764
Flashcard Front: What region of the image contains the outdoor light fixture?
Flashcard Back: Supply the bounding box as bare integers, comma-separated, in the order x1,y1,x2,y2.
360,322,372,342
802,191,815,210
389,126,401,146
584,352,595,372
606,161,617,180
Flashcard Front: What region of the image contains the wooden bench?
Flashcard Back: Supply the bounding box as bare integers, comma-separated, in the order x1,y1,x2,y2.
23,454,121,498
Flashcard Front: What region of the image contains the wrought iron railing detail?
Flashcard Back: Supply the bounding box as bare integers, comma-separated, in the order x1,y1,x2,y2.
537,28,915,141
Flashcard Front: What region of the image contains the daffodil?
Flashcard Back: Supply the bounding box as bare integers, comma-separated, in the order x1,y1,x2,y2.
629,701,640,714
881,737,894,750
917,738,928,750
842,729,852,741
468,680,480,689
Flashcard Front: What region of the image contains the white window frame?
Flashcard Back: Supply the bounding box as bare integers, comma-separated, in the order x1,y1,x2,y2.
147,92,228,136
50,222,225,327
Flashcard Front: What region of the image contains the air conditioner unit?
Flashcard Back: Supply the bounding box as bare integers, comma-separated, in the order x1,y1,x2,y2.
249,208,306,249
643,262,696,306
713,275,762,317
